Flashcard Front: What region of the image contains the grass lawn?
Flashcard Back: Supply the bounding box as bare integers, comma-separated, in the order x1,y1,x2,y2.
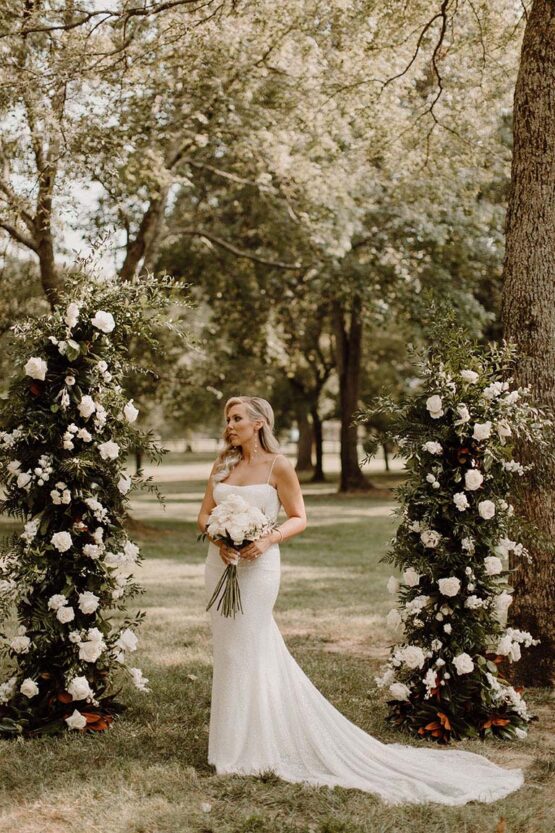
0,458,553,833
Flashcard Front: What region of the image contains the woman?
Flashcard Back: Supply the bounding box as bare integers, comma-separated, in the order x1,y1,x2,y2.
198,395,523,805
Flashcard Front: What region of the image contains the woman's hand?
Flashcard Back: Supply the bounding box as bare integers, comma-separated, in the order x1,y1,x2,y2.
217,542,240,565
241,536,273,561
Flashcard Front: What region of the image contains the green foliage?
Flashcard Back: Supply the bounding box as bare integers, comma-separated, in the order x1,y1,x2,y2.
0,267,187,736
359,313,554,742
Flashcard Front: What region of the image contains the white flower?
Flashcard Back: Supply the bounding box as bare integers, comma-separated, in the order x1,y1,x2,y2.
24,357,47,380
484,556,503,576
464,469,484,491
57,605,75,624
21,519,40,543
453,492,469,512
431,639,442,651
123,541,140,560
497,635,513,656
7,460,21,475
403,567,420,587
454,404,471,425
83,544,102,560
423,668,437,696
438,577,461,597
10,635,31,654
426,395,444,419
515,727,528,740
98,441,120,461
422,441,442,455
386,608,402,629
91,310,115,333
17,472,32,489
117,474,132,495
443,623,452,634
453,653,474,675
0,677,17,704
375,668,396,688
495,592,513,617
79,639,105,663
408,520,421,532
496,420,512,443
472,421,492,441
478,500,496,520
78,395,97,419
116,628,138,653
509,642,521,662
48,594,68,611
425,473,436,484
65,375,76,387
65,709,87,730
20,678,39,698
505,390,520,404
461,369,479,383
461,537,475,554
400,645,426,669
464,595,484,609
67,676,93,701
68,630,82,644
129,667,150,692
483,381,504,399
123,400,139,423
389,682,411,701
386,576,399,594
77,428,92,442
64,302,80,328
51,531,73,552
78,591,100,615
420,529,441,549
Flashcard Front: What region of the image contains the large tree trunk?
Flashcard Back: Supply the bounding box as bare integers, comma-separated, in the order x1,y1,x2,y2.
295,404,313,472
501,0,555,687
333,299,369,492
310,404,325,482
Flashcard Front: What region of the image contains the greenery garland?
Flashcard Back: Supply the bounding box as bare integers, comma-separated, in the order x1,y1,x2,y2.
360,324,554,743
0,268,186,736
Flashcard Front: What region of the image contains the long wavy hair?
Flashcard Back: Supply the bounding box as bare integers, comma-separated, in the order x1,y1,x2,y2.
213,396,281,483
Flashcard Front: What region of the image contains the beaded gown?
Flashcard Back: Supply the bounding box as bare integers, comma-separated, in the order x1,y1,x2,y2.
204,480,524,805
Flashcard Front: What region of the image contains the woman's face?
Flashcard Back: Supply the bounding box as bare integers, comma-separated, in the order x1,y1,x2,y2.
225,403,259,447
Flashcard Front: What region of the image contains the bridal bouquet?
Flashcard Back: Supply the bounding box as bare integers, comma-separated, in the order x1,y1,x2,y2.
203,493,274,617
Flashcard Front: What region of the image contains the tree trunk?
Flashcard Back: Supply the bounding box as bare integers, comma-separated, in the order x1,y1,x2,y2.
501,0,555,686
310,404,325,482
119,187,169,282
333,299,369,492
383,442,390,472
295,405,313,472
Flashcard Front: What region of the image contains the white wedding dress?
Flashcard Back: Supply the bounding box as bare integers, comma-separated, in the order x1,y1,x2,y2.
204,482,524,805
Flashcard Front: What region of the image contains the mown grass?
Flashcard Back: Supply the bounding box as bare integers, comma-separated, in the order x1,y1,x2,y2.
0,460,553,833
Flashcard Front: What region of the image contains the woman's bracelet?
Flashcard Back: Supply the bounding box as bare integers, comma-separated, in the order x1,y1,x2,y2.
274,527,283,544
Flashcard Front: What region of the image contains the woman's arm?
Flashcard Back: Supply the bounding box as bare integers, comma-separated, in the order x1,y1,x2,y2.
197,462,218,534
241,454,307,560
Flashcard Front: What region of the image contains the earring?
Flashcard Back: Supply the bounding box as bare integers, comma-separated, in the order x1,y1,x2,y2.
254,432,259,455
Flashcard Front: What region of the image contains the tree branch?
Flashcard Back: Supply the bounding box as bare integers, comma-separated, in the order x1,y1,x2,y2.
182,229,304,270
0,219,38,252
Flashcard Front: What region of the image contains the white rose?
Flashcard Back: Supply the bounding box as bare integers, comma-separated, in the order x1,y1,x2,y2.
51,531,73,552
401,645,426,669
484,556,503,576
78,591,100,615
464,469,484,491
91,310,115,333
422,441,442,455
68,631,82,644
461,369,479,383
472,421,492,441
67,676,93,701
17,472,32,489
123,400,139,423
386,576,399,594
48,594,67,611
116,628,138,653
438,577,461,597
10,635,31,654
453,652,474,675
453,492,469,512
64,302,80,328
78,428,92,442
87,627,104,643
478,500,496,520
20,678,39,698
389,682,411,701
117,474,132,494
79,640,104,663
129,667,150,692
7,460,21,475
78,395,97,419
426,395,444,419
65,709,87,730
454,404,471,424
403,567,420,587
57,605,75,624
420,529,441,549
386,608,402,629
98,441,120,461
24,357,47,381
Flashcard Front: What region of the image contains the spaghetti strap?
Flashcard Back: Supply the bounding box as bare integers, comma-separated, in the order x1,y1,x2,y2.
266,454,280,484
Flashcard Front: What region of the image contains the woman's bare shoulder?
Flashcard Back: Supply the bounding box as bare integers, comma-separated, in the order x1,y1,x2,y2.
273,453,295,476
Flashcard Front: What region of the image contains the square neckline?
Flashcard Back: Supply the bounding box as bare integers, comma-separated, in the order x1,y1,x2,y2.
217,482,278,492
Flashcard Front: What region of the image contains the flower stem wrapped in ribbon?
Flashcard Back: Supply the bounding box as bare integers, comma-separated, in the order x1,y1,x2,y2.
201,494,275,617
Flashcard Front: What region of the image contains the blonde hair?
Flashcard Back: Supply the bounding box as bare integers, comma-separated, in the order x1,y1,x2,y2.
213,396,281,483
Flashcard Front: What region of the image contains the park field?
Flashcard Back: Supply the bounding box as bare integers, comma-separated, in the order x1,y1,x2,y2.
0,456,553,833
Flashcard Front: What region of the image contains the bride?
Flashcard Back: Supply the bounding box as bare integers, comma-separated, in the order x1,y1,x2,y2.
197,395,524,805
